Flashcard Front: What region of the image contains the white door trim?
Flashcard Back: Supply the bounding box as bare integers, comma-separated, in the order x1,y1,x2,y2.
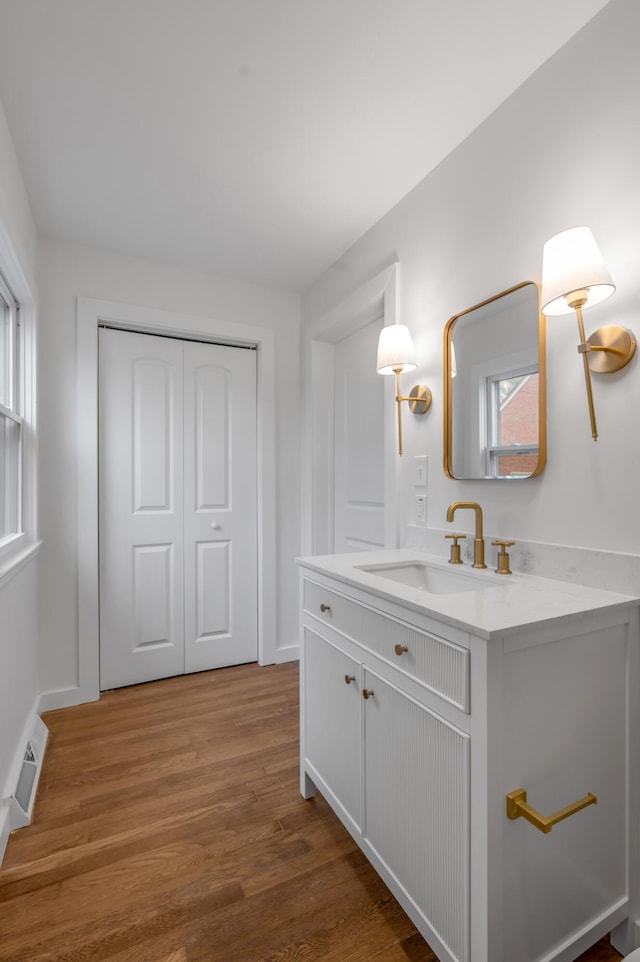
66,297,276,708
301,263,400,556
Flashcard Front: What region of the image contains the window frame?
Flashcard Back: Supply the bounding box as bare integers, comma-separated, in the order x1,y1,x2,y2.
0,221,39,586
0,270,23,546
485,364,540,478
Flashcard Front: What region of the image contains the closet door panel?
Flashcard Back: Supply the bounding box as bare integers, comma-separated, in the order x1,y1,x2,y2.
99,328,185,689
183,342,258,672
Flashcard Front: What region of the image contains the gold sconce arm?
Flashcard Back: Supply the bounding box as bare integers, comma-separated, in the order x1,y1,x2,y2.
572,301,599,441
571,301,636,442
393,369,432,457
506,788,597,834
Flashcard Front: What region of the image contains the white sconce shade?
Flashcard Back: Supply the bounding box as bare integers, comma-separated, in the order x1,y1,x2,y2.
540,226,615,316
375,323,430,456
376,324,417,374
450,341,457,378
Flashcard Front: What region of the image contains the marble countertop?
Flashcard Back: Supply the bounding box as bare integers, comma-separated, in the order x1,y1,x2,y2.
297,549,640,640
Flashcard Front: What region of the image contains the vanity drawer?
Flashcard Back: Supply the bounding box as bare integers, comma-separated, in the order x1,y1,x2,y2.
303,577,470,713
304,578,356,627
367,619,470,713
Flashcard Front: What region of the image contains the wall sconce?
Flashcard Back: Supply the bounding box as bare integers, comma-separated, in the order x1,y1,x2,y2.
376,324,431,456
541,225,636,441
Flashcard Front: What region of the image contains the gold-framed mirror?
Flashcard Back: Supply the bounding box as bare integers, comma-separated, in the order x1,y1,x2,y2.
444,281,546,480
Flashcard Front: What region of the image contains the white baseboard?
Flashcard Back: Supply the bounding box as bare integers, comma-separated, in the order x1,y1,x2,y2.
0,802,10,865
275,644,299,664
37,684,98,713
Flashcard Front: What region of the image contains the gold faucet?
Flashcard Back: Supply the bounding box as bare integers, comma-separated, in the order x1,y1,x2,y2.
446,501,487,569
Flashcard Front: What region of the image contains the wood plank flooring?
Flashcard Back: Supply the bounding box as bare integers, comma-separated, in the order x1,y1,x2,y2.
0,662,623,962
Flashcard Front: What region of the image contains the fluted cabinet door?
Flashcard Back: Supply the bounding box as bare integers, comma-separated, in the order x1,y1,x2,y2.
303,629,362,831
362,668,470,962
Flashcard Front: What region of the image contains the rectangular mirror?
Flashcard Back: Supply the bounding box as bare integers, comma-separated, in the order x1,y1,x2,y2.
444,281,546,479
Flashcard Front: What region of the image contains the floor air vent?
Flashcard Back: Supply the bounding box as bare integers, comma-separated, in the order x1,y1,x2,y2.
14,742,38,816
6,714,48,830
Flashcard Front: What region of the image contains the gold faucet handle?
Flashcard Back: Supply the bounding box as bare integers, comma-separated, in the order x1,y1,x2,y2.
445,533,466,565
492,539,515,575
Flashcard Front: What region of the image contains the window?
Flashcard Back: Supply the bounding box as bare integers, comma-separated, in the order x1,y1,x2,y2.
0,271,21,544
486,366,539,478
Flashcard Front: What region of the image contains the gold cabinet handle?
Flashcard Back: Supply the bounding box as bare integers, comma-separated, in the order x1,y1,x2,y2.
344,674,355,685
394,644,408,656
320,603,331,612
506,788,597,834
362,689,374,700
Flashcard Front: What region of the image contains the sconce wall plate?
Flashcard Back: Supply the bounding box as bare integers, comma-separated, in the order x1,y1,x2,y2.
408,385,432,414
584,325,636,373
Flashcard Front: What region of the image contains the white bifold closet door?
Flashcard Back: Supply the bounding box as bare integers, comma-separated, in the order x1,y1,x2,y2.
98,327,257,690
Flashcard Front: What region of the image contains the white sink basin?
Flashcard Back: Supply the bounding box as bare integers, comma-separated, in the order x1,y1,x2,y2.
355,561,497,594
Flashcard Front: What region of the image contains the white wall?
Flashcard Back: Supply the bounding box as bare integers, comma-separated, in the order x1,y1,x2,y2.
0,103,37,297
303,0,640,562
37,237,300,698
0,98,39,794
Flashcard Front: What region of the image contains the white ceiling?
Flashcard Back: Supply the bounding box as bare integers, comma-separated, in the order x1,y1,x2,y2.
0,0,613,292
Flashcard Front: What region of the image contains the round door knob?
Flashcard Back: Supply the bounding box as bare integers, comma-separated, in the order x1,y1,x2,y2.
394,644,408,656
344,674,355,685
320,603,331,612
210,523,221,530
362,689,374,700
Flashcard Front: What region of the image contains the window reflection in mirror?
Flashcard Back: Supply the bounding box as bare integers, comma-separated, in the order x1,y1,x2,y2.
444,282,546,480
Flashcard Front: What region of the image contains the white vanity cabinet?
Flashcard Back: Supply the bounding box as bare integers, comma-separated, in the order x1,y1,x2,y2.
298,558,640,962
301,571,472,962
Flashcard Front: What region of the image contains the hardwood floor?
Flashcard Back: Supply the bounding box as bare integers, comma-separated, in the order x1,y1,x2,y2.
0,662,623,962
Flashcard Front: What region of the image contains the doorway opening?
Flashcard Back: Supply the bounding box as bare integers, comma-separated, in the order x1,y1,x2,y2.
69,298,276,710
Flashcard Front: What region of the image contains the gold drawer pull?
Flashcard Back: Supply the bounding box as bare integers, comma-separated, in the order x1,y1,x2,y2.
506,788,597,834
394,644,408,656
320,603,331,612
362,689,374,700
344,674,355,685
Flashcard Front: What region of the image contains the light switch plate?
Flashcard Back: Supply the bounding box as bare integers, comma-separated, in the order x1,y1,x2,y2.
415,455,428,488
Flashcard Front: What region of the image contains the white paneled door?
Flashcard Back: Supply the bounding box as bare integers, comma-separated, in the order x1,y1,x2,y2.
99,328,257,690
333,318,385,552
